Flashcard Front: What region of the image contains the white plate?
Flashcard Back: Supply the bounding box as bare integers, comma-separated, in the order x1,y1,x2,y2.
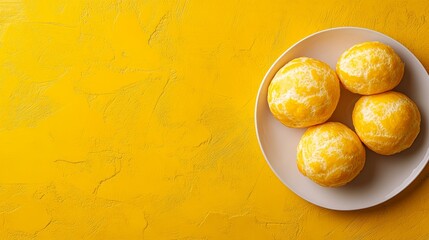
255,27,429,210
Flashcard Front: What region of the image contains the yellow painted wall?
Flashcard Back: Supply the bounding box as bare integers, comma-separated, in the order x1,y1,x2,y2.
0,0,429,239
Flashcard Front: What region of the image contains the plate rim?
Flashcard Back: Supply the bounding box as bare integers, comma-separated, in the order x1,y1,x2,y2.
254,26,429,211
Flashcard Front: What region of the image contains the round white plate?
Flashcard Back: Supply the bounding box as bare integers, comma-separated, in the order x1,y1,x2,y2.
255,27,429,210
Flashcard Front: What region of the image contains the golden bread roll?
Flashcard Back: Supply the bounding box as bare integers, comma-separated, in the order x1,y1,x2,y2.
352,91,421,155
268,57,340,128
297,122,366,187
336,41,404,95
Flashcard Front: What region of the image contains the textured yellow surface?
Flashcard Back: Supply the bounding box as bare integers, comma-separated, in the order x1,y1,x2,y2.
353,91,421,155
268,57,340,128
1,0,429,239
297,122,365,187
337,41,405,95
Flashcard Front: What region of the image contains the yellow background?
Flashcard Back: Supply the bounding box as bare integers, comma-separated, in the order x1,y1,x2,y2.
0,0,429,239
